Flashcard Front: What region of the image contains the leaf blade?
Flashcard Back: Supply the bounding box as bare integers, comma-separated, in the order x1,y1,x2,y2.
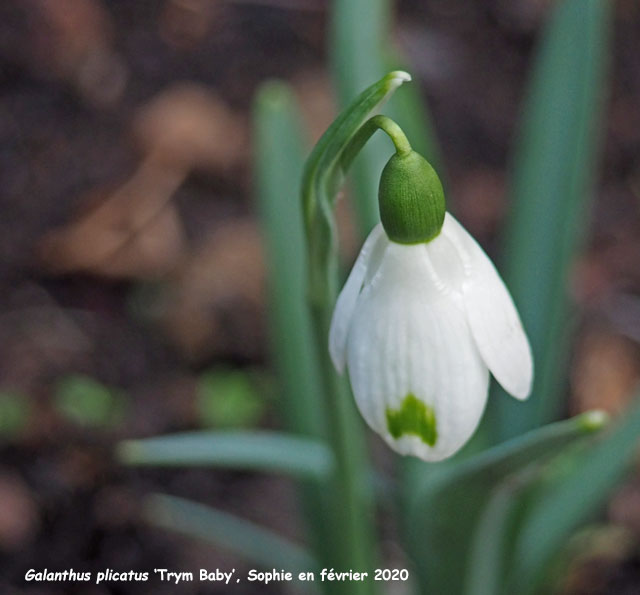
145,493,317,574
406,411,608,595
510,394,640,594
493,0,611,440
118,430,333,482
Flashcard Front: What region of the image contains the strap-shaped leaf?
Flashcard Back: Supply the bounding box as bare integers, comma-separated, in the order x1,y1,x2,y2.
509,394,640,594
254,81,340,572
118,430,333,482
464,469,533,595
406,411,607,595
145,494,317,574
493,0,611,440
254,81,327,445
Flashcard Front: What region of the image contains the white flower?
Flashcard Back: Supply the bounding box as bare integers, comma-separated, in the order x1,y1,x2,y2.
329,213,533,462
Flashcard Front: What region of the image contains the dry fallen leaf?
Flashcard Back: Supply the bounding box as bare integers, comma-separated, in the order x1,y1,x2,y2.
133,83,247,174
161,219,265,362
37,159,187,279
38,84,245,279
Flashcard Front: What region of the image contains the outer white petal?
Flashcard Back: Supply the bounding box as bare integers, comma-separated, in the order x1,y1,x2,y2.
329,224,387,373
439,213,533,400
346,242,489,462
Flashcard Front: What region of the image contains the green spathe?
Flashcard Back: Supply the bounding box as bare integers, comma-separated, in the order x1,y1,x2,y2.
386,393,437,445
378,150,445,244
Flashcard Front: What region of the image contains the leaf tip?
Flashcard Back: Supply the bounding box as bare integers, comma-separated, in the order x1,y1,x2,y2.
579,409,610,432
388,70,412,85
116,439,141,464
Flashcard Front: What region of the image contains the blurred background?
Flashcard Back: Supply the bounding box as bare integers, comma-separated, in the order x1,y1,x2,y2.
0,0,639,593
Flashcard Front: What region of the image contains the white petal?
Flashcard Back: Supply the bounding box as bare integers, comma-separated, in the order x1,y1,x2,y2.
346,242,489,462
329,224,387,373
439,213,533,400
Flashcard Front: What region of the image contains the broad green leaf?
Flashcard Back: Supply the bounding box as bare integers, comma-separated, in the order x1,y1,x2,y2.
494,0,611,440
406,411,607,595
145,494,317,576
118,430,333,482
509,395,640,594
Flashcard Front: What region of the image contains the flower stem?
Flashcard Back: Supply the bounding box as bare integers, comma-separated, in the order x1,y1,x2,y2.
341,115,412,174
370,114,412,155
299,73,413,593
310,303,378,594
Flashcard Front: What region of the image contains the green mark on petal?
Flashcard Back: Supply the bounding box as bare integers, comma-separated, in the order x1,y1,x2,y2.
386,393,437,446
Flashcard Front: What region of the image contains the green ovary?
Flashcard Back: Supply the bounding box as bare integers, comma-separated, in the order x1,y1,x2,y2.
386,393,437,446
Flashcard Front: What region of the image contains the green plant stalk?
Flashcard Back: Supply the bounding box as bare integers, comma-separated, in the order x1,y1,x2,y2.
329,5,455,592
301,71,413,593
304,116,413,583
310,304,377,589
305,113,418,586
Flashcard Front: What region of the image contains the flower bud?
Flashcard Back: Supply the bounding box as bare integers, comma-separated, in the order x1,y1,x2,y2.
378,150,445,244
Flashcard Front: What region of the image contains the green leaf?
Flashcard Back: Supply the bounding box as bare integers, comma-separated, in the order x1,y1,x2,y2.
493,0,611,440
464,472,529,595
55,374,126,427
254,81,341,575
301,69,411,304
509,395,640,594
253,82,327,441
406,411,608,595
196,368,266,429
145,493,317,575
118,430,334,482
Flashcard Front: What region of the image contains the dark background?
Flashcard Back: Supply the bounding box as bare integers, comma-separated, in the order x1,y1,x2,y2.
0,1,639,593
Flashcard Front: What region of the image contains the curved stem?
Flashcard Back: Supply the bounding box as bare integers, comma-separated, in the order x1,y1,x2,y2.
341,115,412,176
370,114,412,155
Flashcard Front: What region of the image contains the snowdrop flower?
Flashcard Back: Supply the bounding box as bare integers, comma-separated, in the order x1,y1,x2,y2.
329,148,533,462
